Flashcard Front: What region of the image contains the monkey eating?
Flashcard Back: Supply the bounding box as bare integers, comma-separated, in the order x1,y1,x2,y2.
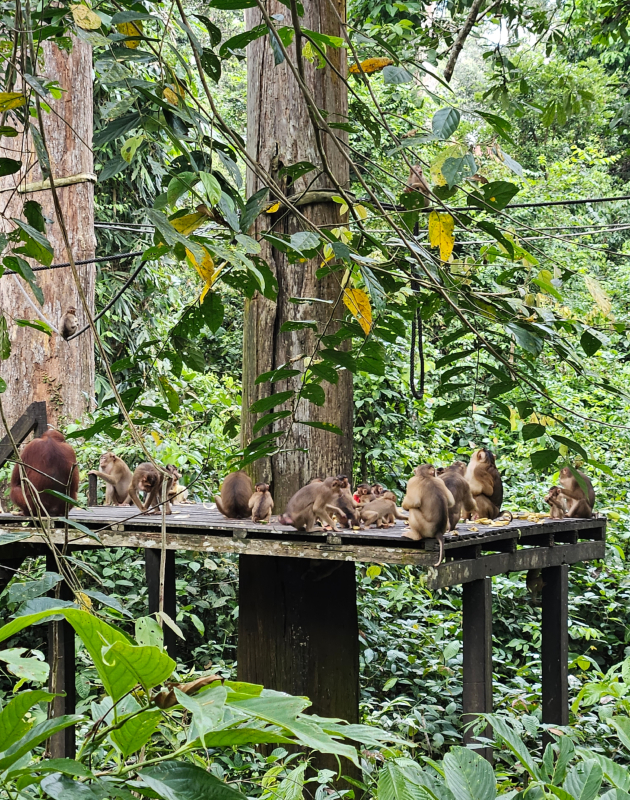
215,471,253,519
10,429,79,516
360,498,408,529
544,486,566,519
249,483,274,523
558,466,595,518
128,463,175,515
465,449,503,520
402,464,454,566
60,307,78,339
89,452,132,506
438,461,477,531
278,477,343,531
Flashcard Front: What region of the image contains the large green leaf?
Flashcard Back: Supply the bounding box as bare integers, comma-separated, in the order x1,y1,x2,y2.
432,107,461,139
486,716,541,780
7,572,62,603
141,761,248,800
563,760,602,800
0,715,83,770
41,773,103,800
110,709,162,757
102,640,175,700
0,648,49,683
530,448,560,470
249,391,294,414
443,747,496,800
377,763,432,800
578,750,630,792
0,689,55,750
174,684,227,742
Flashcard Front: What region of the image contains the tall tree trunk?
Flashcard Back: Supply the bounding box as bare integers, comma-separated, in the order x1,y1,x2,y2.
0,38,95,429
242,0,352,508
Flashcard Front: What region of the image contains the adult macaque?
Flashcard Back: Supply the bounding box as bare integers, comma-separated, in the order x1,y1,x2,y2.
465,449,503,519
438,461,477,531
402,464,454,566
544,486,566,519
360,498,408,529
559,466,595,518
88,452,132,506
128,463,174,515
279,477,343,531
249,483,274,523
10,429,79,516
215,471,253,519
403,165,431,207
60,307,78,339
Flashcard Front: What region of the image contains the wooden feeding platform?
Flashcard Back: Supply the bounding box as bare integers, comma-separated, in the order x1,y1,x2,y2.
0,405,609,760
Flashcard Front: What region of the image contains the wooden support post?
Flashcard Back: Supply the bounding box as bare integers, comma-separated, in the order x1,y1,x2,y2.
88,472,97,506
145,549,177,658
462,577,493,761
238,555,359,771
542,564,569,737
46,553,75,758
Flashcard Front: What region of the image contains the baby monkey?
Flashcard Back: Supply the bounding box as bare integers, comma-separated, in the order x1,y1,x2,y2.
544,486,566,519
249,483,274,523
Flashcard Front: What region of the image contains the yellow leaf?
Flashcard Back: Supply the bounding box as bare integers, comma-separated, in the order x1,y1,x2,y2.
266,201,280,213
366,565,381,578
343,287,372,335
428,211,455,261
349,57,393,74
186,248,222,303
584,275,613,318
430,144,465,187
0,92,25,111
116,20,143,48
355,204,368,220
509,407,518,432
171,212,206,235
151,431,161,445
76,591,92,609
163,87,179,106
71,4,102,30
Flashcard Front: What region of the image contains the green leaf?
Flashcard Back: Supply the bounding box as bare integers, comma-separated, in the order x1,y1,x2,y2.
0,315,10,360
3,256,44,304
0,157,21,176
581,330,602,357
443,746,496,800
23,200,46,233
102,640,175,698
255,367,300,384
111,10,160,23
563,760,602,800
111,709,162,757
611,717,630,754
200,48,222,81
382,65,413,84
550,435,588,461
301,383,326,406
0,648,49,683
141,761,249,800
98,156,129,182
432,107,461,139
486,715,541,780
530,448,560,470
433,401,472,421
298,420,342,435
219,24,267,58
280,320,319,332
145,209,204,263
40,773,102,800
57,517,102,542
0,715,83,771
0,689,56,750
377,762,427,800
41,488,82,507
7,572,62,603
14,318,52,335
175,684,227,742
468,180,519,211
477,111,515,144
507,323,544,356
194,14,222,46
167,171,198,206
200,291,224,333
577,750,630,792
252,410,292,435
279,161,317,181
83,590,131,616
249,391,294,414
441,154,476,189
522,423,546,441
11,219,52,266
240,187,269,232
289,231,320,254
159,376,180,413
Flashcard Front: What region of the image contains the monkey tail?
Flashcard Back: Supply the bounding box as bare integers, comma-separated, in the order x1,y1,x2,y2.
433,532,444,568
499,510,513,523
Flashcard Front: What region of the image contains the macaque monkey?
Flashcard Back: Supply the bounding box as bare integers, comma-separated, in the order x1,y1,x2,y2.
438,461,477,531
88,452,132,506
382,490,397,502
402,464,454,566
403,165,431,207
278,477,343,531
10,429,79,516
558,466,595,518
370,483,385,498
335,474,360,528
355,484,375,504
60,307,78,339
128,463,175,515
465,449,503,519
526,569,544,602
215,471,253,519
167,466,189,504
544,486,566,519
360,498,408,529
249,483,274,523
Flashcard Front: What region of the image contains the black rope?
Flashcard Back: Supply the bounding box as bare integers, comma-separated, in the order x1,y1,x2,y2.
2,251,144,274
409,306,425,401
359,193,630,214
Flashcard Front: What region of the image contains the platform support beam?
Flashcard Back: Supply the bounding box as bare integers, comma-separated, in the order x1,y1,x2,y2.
462,577,493,761
238,555,359,771
542,564,569,739
46,553,76,758
145,549,177,658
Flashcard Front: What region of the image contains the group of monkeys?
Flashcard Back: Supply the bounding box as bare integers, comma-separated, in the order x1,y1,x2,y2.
8,432,596,566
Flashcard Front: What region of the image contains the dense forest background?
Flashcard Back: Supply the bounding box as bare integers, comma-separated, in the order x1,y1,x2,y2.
2,0,630,793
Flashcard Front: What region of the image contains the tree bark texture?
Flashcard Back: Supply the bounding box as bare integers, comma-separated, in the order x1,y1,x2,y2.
0,38,95,430
243,0,352,508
